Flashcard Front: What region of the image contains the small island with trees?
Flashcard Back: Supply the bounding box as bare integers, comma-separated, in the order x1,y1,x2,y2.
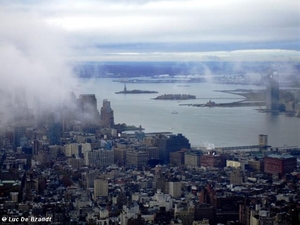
153,94,196,100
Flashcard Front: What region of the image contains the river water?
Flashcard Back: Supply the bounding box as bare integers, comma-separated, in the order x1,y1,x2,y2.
74,78,300,148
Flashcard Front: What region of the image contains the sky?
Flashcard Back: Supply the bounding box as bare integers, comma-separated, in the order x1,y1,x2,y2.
0,0,300,62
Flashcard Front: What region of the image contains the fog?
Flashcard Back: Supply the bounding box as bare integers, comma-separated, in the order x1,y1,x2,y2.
0,12,77,126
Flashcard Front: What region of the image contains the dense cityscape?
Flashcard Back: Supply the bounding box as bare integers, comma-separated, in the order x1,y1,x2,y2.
1,0,300,225
0,73,299,225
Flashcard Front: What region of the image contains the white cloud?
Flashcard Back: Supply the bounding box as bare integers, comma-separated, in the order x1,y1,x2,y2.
1,0,299,61
0,10,76,110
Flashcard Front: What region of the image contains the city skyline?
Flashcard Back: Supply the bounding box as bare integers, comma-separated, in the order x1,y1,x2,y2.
0,2,299,224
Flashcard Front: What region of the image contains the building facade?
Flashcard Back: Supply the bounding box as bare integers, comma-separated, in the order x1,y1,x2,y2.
264,154,297,174
201,154,225,168
126,150,149,169
184,150,202,167
266,75,279,111
94,178,108,199
79,94,100,125
84,149,114,167
100,99,114,128
158,134,190,164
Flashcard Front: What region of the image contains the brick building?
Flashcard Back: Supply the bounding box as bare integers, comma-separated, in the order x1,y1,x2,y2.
200,153,225,168
264,154,297,174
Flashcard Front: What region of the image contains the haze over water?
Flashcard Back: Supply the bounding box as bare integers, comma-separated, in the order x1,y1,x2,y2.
75,78,300,148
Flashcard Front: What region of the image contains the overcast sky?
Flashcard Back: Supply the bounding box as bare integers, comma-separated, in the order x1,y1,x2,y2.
1,0,300,61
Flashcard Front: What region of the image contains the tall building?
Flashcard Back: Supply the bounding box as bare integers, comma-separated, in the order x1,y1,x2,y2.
266,74,279,111
157,134,190,164
184,150,202,167
79,94,100,125
168,181,182,198
64,143,81,157
33,140,40,155
13,126,26,149
258,134,268,146
170,149,188,166
94,178,108,199
62,91,78,131
86,171,97,188
100,99,114,128
48,122,62,145
230,169,244,185
113,147,127,166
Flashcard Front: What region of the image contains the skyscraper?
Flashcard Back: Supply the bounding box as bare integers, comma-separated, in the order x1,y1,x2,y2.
94,178,108,200
158,133,191,164
266,74,279,111
79,94,100,125
62,91,78,131
48,122,62,145
13,126,26,149
100,99,114,128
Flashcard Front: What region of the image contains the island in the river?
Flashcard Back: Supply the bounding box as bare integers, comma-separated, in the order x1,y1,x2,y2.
154,94,196,100
115,84,158,94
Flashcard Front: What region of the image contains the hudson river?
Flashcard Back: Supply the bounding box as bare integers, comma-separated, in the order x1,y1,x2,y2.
75,78,300,148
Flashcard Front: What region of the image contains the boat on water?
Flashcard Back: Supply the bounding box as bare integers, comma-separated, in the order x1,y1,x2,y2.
171,111,179,114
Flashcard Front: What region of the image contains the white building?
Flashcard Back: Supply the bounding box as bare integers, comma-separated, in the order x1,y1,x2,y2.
169,181,182,199
149,189,173,211
64,143,81,157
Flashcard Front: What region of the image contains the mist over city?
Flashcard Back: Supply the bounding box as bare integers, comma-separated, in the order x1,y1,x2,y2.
0,1,300,225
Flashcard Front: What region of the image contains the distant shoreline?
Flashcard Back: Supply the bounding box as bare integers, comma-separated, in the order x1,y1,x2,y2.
180,89,265,107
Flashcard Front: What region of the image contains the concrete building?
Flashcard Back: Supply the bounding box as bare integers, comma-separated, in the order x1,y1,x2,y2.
194,203,216,225
248,159,263,172
81,142,92,154
170,149,188,166
226,160,245,170
64,143,81,157
84,149,114,167
266,74,279,111
143,146,160,160
113,147,127,166
168,181,182,198
126,150,149,169
94,178,108,199
184,150,201,167
85,170,97,188
100,99,114,128
258,134,268,147
201,153,225,168
68,158,83,170
13,126,26,149
230,169,244,185
79,94,100,125
48,122,62,145
157,134,190,164
264,154,297,174
174,203,194,225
